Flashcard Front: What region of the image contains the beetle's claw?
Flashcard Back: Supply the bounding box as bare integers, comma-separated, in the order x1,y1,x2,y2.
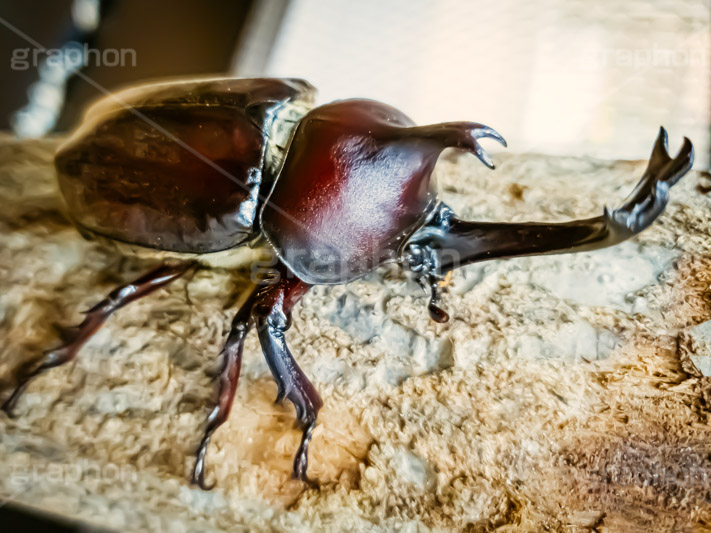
2,364,33,416
191,439,216,490
292,418,318,486
281,387,321,482
1,345,74,416
192,426,220,490
1,387,22,418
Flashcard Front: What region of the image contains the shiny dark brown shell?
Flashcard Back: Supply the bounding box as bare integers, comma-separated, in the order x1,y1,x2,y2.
261,99,441,284
55,78,314,253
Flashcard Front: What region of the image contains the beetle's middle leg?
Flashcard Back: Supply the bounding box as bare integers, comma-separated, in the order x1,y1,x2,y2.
1,262,192,416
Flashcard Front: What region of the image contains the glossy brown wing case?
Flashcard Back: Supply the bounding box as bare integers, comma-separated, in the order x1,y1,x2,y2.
55,77,314,253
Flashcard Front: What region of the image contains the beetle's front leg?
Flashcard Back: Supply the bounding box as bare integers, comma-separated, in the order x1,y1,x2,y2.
192,287,259,489
252,271,321,483
404,128,694,319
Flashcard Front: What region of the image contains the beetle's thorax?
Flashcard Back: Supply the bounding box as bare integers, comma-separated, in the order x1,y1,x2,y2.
260,100,442,285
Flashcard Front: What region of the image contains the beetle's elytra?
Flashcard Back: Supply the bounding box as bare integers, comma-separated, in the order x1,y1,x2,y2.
55,78,315,254
2,77,694,488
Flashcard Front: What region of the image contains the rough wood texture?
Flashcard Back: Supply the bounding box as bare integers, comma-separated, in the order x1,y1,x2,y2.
1,135,710,531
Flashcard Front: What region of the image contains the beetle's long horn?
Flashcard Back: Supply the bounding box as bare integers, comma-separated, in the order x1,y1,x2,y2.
403,128,694,322
406,122,507,169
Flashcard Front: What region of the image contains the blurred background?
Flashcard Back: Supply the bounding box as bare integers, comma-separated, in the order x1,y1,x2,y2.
1,0,710,167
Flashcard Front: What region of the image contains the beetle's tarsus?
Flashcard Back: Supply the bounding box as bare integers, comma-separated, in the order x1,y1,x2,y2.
2,380,28,417
2,345,77,416
1,263,190,415
191,436,216,490
258,318,322,481
293,418,318,484
192,290,257,490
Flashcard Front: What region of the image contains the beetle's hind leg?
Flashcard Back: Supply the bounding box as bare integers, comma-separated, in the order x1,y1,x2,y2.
252,271,321,483
1,262,192,416
404,127,694,320
191,287,259,489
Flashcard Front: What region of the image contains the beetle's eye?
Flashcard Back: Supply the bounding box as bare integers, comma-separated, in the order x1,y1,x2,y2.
405,245,425,271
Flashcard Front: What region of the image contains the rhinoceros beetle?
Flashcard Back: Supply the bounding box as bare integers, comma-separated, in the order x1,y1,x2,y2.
1,77,694,488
